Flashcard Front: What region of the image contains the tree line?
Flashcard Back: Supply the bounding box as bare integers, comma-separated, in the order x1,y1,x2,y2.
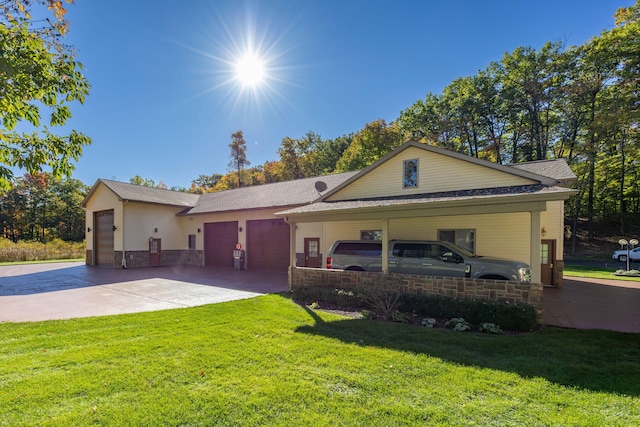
196,2,640,247
1,2,638,246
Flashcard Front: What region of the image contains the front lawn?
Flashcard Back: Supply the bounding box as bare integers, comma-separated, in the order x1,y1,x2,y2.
564,264,640,281
1,295,638,426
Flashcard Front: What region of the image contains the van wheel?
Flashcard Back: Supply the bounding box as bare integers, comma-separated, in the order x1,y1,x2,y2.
479,275,508,281
344,266,365,271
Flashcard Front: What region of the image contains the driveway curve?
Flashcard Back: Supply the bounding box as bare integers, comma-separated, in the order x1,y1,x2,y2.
0,262,287,322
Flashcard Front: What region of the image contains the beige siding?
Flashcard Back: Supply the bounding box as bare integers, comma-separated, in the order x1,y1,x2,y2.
84,184,123,251
320,214,532,265
323,220,388,260
541,200,565,260
327,146,536,201
390,213,531,263
123,202,188,251
296,222,324,250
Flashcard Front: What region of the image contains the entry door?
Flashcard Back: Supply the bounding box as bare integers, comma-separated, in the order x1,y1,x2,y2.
304,238,321,268
541,239,555,286
149,238,161,267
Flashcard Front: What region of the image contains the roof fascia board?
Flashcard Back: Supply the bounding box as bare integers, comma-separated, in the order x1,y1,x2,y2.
278,188,576,221
282,200,549,223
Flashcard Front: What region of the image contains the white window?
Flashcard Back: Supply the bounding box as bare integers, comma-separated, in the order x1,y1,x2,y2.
403,159,418,188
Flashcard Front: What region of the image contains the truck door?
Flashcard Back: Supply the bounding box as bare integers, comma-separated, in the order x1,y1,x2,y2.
420,243,467,278
392,243,430,275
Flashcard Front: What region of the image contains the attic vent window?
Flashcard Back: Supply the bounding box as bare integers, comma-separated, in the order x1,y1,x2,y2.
403,159,418,188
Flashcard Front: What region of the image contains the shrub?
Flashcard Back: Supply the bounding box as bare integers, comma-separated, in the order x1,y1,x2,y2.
479,323,504,335
0,238,85,263
291,286,364,310
399,294,537,332
293,286,538,332
357,287,402,320
445,318,471,332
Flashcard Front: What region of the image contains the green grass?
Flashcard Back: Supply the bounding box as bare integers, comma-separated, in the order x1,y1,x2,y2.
1,295,638,426
564,264,640,281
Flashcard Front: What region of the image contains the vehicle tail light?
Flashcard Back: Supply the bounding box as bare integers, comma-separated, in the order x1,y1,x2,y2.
326,257,332,269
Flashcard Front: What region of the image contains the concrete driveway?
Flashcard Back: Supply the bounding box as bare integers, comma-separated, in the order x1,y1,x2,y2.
544,276,640,333
0,262,288,322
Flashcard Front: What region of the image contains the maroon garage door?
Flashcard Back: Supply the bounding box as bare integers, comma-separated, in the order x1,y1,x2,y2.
204,221,238,267
246,219,290,271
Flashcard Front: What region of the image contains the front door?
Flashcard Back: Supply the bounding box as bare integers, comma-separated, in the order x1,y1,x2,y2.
541,239,555,286
304,238,321,268
149,238,161,267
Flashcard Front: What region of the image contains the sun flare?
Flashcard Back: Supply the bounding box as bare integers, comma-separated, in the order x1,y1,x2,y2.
235,53,265,87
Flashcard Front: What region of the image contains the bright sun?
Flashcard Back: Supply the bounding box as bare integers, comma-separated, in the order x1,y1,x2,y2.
235,53,265,87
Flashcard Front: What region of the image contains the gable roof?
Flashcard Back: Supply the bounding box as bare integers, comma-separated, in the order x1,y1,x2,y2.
180,171,358,215
82,179,200,208
317,141,561,202
82,142,576,216
509,159,576,186
82,172,358,213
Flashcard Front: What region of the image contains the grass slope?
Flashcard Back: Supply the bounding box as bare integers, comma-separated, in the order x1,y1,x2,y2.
1,295,639,426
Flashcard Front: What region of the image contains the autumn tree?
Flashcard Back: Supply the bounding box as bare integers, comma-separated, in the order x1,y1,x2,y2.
228,130,250,188
335,119,402,172
0,0,91,189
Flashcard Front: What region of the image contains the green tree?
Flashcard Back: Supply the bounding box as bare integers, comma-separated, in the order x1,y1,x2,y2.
129,176,156,187
335,119,402,172
0,0,91,189
229,130,250,188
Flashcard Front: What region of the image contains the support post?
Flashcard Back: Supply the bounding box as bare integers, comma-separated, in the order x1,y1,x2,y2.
381,219,389,273
530,211,541,283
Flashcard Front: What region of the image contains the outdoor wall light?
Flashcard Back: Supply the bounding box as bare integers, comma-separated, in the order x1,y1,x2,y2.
154,228,158,233
112,225,117,231
197,228,201,233
618,238,639,272
239,226,243,232
87,227,91,232
541,227,547,237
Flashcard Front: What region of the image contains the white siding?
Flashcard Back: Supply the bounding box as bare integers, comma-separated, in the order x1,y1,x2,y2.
328,146,536,201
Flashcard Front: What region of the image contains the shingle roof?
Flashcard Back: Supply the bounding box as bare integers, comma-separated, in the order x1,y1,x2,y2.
86,179,201,207
277,184,576,216
509,159,576,185
181,171,358,215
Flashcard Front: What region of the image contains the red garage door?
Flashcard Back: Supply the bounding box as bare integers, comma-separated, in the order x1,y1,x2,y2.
247,219,290,271
204,221,238,267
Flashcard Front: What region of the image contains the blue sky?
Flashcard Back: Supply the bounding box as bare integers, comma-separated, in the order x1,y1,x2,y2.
58,0,625,188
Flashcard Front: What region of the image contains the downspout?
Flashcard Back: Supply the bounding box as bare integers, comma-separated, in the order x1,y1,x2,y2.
283,216,296,290
121,200,128,269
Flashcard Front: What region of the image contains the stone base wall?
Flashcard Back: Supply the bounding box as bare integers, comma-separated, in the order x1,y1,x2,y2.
85,250,93,266
115,250,204,268
290,267,544,324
